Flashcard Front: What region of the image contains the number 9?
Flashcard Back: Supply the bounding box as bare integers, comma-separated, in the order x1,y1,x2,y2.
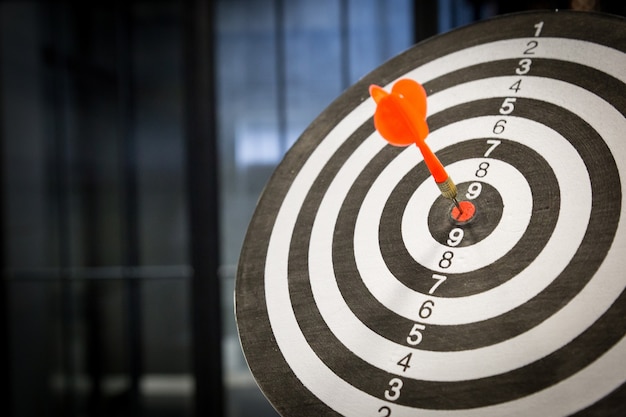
466,182,482,199
447,228,464,246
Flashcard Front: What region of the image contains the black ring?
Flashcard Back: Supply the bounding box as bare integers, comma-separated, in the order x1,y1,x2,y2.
236,11,626,415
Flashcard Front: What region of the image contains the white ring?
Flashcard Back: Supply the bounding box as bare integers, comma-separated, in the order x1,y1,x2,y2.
263,37,626,415
402,158,532,274
354,115,588,325
311,116,590,381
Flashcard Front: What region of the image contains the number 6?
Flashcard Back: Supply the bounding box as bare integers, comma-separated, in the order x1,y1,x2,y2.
492,119,506,134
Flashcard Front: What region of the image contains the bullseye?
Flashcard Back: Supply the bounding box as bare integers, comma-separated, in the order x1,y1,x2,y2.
451,200,475,222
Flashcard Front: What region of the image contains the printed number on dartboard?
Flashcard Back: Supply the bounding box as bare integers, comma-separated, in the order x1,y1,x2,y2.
376,354,413,414
494,22,542,135
386,21,546,416
405,299,435,346
379,19,548,417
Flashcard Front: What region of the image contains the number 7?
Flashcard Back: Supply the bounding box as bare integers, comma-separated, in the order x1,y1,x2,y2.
430,274,447,294
484,139,501,157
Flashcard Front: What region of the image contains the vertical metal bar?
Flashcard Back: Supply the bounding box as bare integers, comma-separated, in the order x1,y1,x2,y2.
339,0,351,90
183,0,224,416
69,4,104,413
413,0,439,43
472,1,481,21
0,6,12,416
274,0,289,154
116,0,142,414
45,2,77,415
451,0,459,30
375,0,389,63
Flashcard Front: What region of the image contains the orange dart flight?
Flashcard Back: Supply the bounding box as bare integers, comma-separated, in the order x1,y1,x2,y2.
370,79,460,210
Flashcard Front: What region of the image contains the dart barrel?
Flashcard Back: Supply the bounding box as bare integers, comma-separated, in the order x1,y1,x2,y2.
435,176,458,201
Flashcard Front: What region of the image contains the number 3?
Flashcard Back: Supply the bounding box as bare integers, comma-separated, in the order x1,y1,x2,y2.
384,378,403,401
516,58,532,75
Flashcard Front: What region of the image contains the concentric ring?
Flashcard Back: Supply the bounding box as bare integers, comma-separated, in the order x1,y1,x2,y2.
236,11,626,416
427,180,504,247
351,107,587,325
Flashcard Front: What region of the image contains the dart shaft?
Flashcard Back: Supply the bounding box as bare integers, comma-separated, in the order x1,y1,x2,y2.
369,79,460,207
415,142,460,209
416,142,448,184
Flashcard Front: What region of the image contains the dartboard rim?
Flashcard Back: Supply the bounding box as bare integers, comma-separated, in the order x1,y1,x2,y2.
235,10,626,417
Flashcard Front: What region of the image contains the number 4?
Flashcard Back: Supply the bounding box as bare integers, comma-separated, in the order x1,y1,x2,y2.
397,353,412,372
509,79,522,93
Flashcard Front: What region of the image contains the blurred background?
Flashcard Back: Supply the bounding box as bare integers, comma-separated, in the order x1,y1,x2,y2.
1,0,624,416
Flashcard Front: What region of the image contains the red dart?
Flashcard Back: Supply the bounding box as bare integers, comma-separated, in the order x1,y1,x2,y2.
370,79,460,210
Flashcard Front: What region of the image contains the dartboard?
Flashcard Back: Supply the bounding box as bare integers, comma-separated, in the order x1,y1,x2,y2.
235,10,626,416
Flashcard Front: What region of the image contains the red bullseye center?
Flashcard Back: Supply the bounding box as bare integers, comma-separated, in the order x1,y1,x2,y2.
451,200,476,222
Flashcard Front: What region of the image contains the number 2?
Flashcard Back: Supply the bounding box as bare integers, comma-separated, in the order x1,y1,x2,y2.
524,40,538,55
378,406,391,416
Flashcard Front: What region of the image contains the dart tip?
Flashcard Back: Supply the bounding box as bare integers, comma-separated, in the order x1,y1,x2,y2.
453,198,463,215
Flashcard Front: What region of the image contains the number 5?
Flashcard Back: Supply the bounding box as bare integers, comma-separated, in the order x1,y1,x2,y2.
499,97,516,115
406,323,426,345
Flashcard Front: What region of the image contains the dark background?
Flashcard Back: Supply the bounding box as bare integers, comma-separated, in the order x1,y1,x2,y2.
1,0,624,416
